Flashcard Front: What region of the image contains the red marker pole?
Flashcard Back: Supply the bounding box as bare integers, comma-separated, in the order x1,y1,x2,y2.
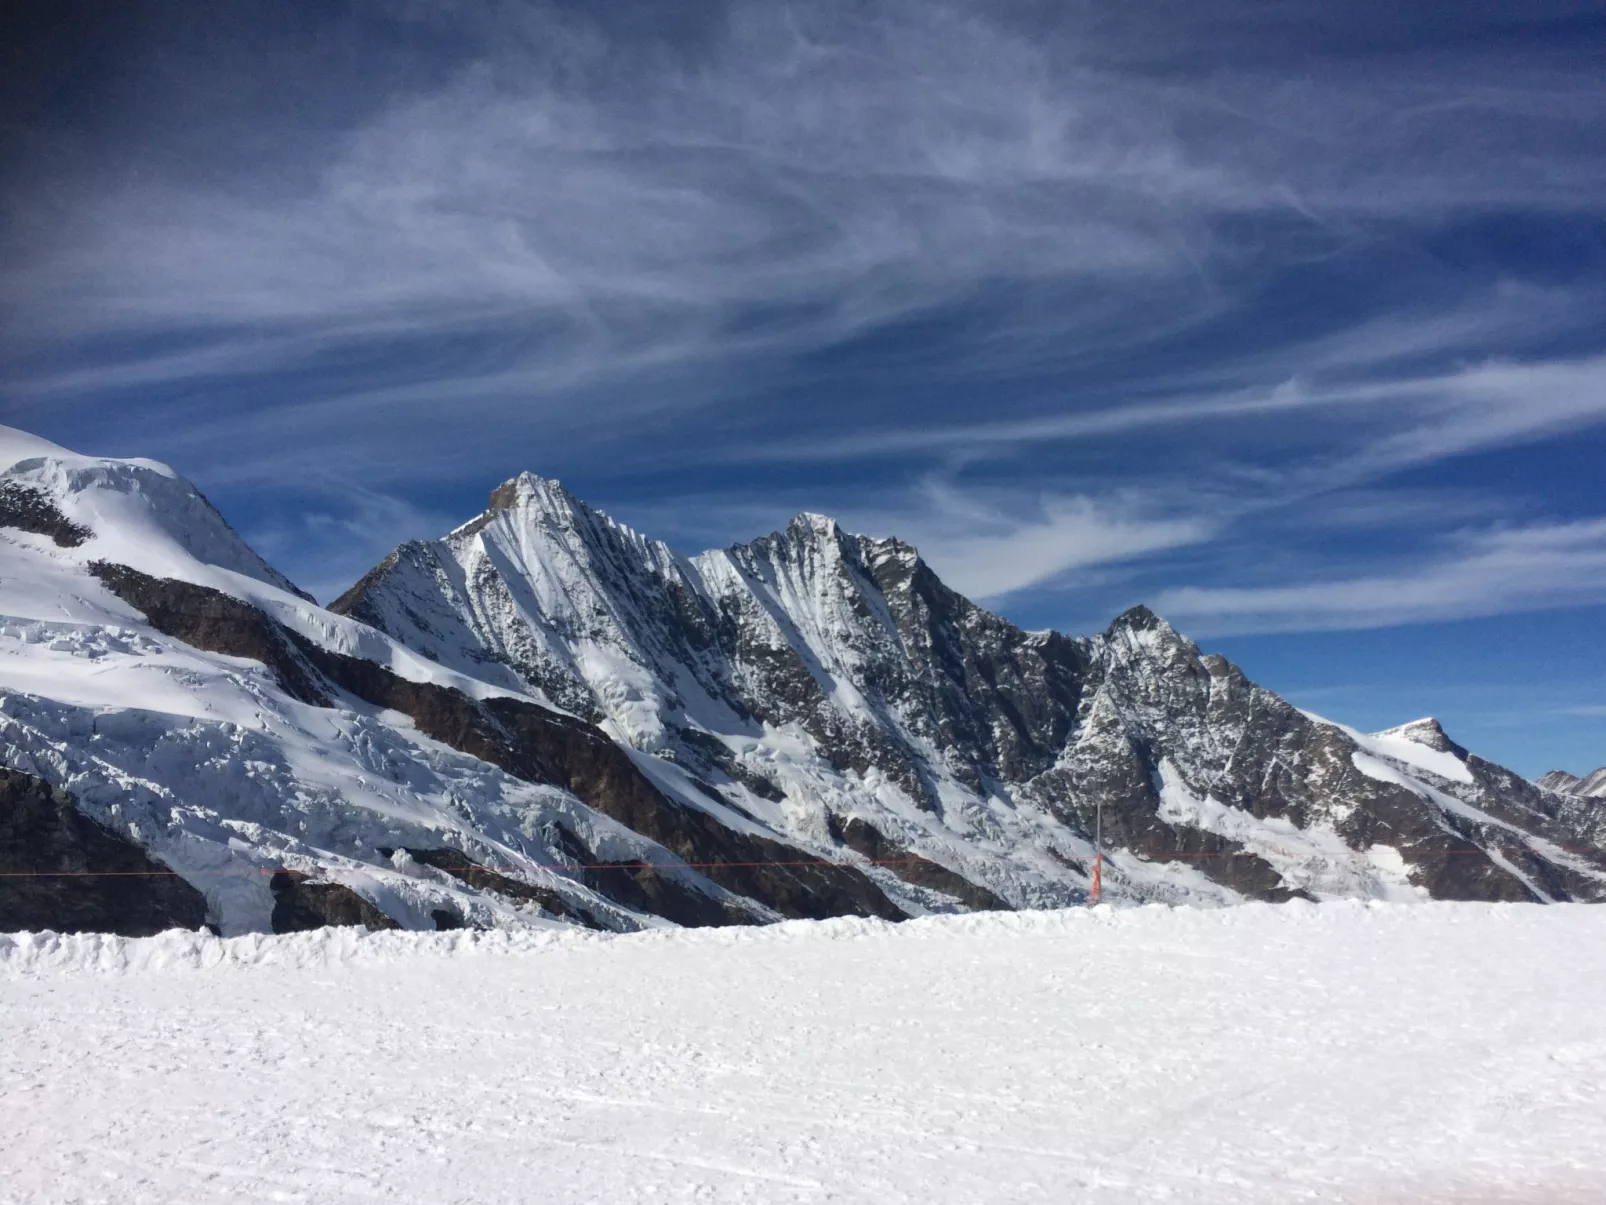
1090,796,1103,906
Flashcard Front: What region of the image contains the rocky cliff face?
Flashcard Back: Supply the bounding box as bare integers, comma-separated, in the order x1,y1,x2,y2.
332,474,1606,909
0,766,209,936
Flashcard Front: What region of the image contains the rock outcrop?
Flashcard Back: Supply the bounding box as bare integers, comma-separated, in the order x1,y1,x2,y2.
0,767,209,936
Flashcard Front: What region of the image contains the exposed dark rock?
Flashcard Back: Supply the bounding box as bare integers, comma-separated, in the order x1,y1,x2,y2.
84,561,908,926
326,554,395,629
89,563,331,706
532,823,751,928
0,766,209,935
830,815,1011,911
486,480,526,511
288,630,904,922
675,727,786,802
1054,618,1547,902
382,846,608,930
1538,767,1606,800
0,482,91,547
268,871,399,932
431,907,468,930
858,540,1094,788
484,694,905,922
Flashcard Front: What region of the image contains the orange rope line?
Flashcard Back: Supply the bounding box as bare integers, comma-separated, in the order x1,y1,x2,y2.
2,846,1598,879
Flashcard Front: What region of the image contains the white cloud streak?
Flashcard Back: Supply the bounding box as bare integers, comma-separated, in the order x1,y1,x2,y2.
4,0,1603,407
243,482,462,604
1155,518,1606,634
921,501,1214,600
837,479,1218,599
718,352,1606,471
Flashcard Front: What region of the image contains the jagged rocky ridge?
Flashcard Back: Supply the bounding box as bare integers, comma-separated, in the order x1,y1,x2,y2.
3,427,1605,937
1539,768,1606,799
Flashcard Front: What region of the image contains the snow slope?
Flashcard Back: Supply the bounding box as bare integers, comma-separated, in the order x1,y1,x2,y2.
5,902,1606,1204
0,424,306,599
1355,717,1475,784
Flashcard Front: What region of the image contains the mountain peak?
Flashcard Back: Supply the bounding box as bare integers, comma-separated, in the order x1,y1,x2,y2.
487,471,578,514
1100,606,1198,668
466,471,672,565
1,428,309,600
1105,604,1175,636
787,511,841,540
863,533,922,567
1373,717,1468,759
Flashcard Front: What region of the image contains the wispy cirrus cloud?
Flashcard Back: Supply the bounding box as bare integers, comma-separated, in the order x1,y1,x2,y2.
838,479,1220,600
715,351,1606,473
1154,517,1606,634
241,482,463,604
5,1,1604,419
3,2,1223,374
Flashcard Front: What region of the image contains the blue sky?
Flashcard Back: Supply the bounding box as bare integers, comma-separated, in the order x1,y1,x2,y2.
2,0,1604,777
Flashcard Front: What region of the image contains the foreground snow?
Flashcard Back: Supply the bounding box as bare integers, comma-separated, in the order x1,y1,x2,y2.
4,904,1606,1204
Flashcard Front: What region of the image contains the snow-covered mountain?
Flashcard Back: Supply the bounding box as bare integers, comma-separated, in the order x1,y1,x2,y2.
0,431,900,937
334,471,1606,909
1539,768,1606,799
4,429,1605,937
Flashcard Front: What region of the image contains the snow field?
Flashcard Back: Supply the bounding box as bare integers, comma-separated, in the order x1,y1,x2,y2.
4,902,1606,1204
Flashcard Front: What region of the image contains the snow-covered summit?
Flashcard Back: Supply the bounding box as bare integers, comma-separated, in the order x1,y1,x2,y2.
787,511,842,540
469,469,687,585
1375,717,1466,756
0,423,307,600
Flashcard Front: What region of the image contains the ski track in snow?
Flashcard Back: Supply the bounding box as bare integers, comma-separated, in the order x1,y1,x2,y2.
4,903,1605,1205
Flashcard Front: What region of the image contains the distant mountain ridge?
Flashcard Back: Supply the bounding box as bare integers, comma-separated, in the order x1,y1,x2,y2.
1539,768,1606,799
3,428,1605,937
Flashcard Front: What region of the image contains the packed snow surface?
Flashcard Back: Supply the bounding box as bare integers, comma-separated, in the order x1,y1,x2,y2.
5,903,1605,1204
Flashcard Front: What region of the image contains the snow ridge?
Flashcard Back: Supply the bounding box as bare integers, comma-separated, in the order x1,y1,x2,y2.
1541,767,1606,799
